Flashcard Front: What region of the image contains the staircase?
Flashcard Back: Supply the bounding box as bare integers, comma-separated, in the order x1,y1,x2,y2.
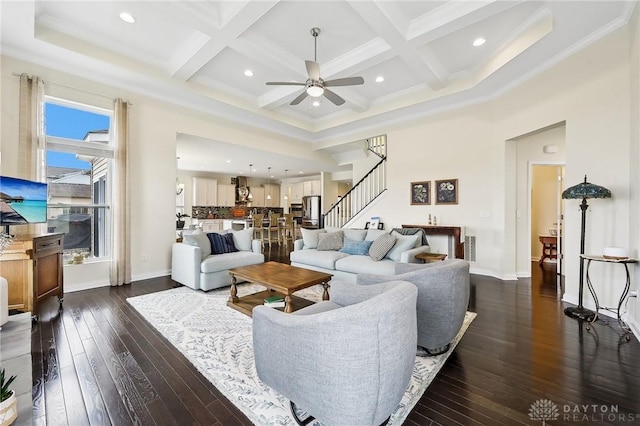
324,135,387,228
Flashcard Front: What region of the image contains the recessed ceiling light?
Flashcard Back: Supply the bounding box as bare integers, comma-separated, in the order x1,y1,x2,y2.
299,171,304,174
375,76,384,83
119,12,136,24
472,37,486,47
226,160,232,163
244,69,254,77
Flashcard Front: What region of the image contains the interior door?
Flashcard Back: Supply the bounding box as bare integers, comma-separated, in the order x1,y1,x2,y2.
556,167,565,276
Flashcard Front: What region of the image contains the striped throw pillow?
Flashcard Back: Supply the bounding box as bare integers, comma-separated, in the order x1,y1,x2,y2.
207,232,238,255
368,233,396,261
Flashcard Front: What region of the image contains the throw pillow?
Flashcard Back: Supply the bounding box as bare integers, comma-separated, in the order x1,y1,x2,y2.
301,228,327,249
340,237,373,255
230,227,253,251
365,228,388,241
342,229,368,242
391,230,422,248
182,229,212,259
208,232,238,255
368,233,396,261
386,233,422,262
317,230,344,251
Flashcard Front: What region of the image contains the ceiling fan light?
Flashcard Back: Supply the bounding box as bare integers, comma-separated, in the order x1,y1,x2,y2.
473,37,486,47
306,85,324,97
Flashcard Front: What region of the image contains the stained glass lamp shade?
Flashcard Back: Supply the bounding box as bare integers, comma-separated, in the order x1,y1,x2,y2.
561,175,611,321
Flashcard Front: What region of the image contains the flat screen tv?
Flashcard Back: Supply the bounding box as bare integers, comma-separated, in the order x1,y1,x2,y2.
0,176,48,232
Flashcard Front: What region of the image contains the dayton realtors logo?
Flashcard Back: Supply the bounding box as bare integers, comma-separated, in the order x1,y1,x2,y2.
529,399,638,424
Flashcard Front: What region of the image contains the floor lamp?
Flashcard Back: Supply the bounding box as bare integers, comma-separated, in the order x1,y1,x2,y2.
561,175,611,321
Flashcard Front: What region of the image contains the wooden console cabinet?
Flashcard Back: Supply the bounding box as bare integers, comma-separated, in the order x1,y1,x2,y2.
0,233,64,319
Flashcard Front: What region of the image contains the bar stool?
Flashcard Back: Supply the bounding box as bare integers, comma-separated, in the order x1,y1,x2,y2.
266,213,281,246
281,213,295,243
252,214,264,244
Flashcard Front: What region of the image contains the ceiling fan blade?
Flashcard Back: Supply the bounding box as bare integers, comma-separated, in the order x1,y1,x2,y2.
290,91,309,105
324,76,364,87
266,81,306,86
305,60,320,81
323,88,345,106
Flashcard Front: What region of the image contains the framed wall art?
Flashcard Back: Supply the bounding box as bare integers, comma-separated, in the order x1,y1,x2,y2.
410,181,431,205
435,179,458,205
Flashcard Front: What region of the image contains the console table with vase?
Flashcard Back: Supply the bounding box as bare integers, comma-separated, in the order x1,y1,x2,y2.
402,224,464,259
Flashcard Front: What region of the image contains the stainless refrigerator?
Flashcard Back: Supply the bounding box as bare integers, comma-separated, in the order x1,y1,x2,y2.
302,195,323,229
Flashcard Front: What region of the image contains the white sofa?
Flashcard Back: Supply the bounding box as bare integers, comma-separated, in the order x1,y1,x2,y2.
290,228,430,282
171,228,264,291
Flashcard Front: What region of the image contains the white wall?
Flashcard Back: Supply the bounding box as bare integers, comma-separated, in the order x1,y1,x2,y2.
628,4,640,335
512,125,566,275
1,17,639,334
1,55,322,288
345,25,634,316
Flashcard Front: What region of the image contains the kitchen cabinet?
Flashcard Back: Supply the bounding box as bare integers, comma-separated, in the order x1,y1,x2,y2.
303,180,321,196
290,182,304,203
193,177,217,206
264,184,280,207
217,183,236,207
249,187,265,207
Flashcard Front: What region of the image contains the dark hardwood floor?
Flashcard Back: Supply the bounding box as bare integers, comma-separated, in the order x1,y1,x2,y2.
30,243,640,425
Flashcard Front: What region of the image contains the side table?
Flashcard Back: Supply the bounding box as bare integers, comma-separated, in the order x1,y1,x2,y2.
581,254,638,340
538,235,558,266
415,252,447,263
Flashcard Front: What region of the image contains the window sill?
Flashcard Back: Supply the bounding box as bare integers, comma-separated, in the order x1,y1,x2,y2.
64,258,111,267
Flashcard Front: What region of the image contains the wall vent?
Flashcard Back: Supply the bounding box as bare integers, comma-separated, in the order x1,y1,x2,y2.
464,236,476,262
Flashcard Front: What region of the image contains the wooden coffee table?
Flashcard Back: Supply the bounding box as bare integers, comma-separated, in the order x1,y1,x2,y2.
227,262,332,316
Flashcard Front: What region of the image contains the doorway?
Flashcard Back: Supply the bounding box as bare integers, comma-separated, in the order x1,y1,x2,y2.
530,164,565,276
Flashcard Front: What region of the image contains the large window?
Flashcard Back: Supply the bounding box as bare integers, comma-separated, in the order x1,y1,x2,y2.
44,99,113,264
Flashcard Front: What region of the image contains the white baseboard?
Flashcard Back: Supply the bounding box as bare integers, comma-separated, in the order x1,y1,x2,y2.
64,269,171,293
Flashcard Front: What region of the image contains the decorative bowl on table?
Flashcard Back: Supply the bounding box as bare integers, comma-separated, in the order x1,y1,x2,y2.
603,246,628,260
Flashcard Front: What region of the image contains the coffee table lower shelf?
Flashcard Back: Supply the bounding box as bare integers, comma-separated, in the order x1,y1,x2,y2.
227,289,315,317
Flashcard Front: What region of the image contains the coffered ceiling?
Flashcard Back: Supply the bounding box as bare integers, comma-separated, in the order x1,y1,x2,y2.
1,1,635,177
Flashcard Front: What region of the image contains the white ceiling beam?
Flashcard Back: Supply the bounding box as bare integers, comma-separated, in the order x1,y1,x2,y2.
169,1,279,81
346,1,448,90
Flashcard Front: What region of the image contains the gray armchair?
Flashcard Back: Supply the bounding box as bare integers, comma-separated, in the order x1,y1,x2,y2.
253,280,417,426
358,259,470,356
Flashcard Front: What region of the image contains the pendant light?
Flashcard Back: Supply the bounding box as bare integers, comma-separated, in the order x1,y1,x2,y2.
266,167,272,200
247,163,253,200
284,169,289,200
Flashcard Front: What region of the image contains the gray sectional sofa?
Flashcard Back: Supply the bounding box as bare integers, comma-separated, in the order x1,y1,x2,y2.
289,227,431,282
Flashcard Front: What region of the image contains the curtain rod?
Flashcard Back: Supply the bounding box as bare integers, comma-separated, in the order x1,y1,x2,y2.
11,72,131,104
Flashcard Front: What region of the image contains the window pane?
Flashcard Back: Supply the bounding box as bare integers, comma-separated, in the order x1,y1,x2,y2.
44,98,112,263
47,206,110,260
45,103,111,142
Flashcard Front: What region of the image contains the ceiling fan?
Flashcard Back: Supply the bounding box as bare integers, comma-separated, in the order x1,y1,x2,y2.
266,27,364,106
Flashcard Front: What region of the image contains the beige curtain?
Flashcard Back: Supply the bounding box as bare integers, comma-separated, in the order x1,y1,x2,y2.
109,99,131,286
18,73,45,181
17,74,46,235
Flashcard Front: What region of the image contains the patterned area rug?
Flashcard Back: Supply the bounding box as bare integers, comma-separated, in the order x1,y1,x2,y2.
127,284,476,425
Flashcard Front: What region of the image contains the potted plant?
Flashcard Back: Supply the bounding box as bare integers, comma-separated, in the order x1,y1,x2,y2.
0,368,17,426
176,213,190,229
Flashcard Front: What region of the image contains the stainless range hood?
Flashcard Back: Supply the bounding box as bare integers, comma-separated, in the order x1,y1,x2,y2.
236,176,248,202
